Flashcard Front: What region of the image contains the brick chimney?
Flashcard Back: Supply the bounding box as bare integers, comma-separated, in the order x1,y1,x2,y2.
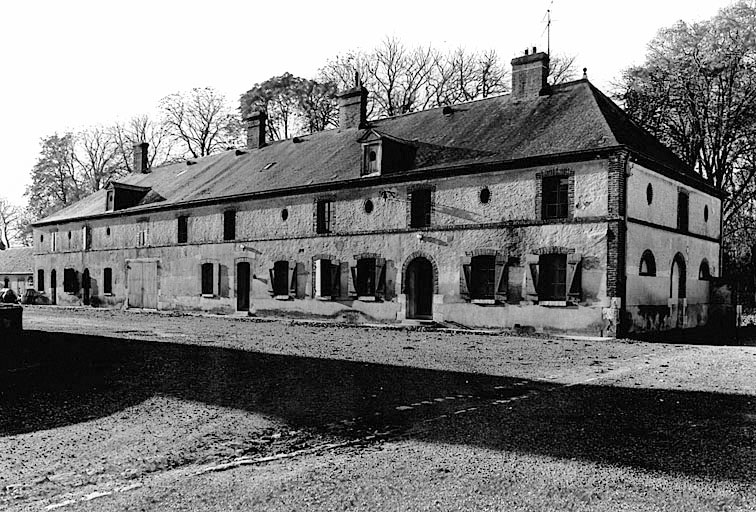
337,84,368,129
244,111,267,149
133,142,149,173
511,47,550,100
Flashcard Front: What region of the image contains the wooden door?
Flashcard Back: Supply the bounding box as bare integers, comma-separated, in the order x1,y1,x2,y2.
50,269,57,305
128,262,144,308
128,260,158,309
82,269,90,305
142,261,158,309
406,257,433,319
237,262,250,311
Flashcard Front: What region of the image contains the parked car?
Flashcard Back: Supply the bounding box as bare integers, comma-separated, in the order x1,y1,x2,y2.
20,289,49,305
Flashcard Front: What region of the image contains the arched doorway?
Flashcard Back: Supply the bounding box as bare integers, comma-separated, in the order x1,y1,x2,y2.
50,269,57,305
82,268,91,306
405,256,433,320
670,253,686,328
670,253,686,299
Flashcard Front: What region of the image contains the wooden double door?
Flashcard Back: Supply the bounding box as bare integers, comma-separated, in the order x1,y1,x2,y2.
128,260,158,309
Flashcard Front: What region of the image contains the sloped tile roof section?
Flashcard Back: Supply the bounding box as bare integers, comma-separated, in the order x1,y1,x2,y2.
0,247,34,274
35,79,719,226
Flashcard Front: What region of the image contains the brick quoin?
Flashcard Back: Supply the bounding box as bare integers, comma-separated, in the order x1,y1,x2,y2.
606,149,628,305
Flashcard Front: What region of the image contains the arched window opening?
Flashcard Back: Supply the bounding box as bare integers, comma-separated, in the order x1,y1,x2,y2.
639,250,656,276
699,259,711,281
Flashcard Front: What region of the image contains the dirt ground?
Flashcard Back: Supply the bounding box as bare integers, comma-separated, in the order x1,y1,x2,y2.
1,307,755,511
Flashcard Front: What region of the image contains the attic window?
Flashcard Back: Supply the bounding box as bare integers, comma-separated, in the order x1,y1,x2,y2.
362,143,381,176
106,190,115,211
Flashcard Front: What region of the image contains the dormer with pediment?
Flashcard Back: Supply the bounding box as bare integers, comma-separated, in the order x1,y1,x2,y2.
105,182,153,212
358,129,417,177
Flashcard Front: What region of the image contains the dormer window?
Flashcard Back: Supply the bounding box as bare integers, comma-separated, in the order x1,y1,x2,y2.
358,129,416,177
105,182,152,212
363,143,381,175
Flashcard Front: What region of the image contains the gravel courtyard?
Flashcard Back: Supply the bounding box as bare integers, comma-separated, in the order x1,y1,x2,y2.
2,307,755,511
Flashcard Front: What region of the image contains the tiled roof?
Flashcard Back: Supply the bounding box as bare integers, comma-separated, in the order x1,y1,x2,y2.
0,247,34,274
36,79,711,225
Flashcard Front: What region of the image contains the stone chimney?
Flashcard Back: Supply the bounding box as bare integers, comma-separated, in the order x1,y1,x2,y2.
511,47,550,100
337,83,368,129
133,142,149,173
244,111,267,150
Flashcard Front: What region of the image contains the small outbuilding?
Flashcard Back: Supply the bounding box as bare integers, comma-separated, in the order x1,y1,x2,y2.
0,247,34,296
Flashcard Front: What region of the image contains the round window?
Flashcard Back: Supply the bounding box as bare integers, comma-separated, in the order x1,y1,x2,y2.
704,205,709,222
364,199,374,214
646,183,653,205
479,187,491,204
281,208,289,221
369,150,377,162
106,227,111,236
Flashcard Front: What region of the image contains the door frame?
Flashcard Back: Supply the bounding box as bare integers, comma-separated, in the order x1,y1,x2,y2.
126,258,160,309
236,261,251,311
402,253,437,320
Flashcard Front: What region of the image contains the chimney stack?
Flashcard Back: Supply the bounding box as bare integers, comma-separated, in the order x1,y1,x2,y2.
244,111,267,149
133,142,149,173
337,82,368,129
510,47,550,100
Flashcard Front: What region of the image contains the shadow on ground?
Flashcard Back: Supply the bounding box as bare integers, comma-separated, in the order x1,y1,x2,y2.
2,330,754,484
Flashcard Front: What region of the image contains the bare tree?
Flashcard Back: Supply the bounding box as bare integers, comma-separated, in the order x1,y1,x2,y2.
549,53,579,85
73,126,122,192
112,115,175,172
160,87,241,158
0,198,19,249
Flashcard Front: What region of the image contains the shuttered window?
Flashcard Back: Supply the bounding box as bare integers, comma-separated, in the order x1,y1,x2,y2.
538,254,567,301
470,255,495,300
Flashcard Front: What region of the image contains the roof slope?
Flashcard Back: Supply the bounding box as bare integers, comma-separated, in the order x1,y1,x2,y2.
37,79,704,225
0,247,34,274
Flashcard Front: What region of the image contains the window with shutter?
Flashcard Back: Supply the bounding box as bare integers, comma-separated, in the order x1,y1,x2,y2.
272,260,289,298
538,254,567,303
356,258,376,298
409,188,432,228
470,255,496,301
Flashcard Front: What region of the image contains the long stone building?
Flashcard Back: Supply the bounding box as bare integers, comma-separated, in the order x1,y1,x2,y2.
32,49,724,336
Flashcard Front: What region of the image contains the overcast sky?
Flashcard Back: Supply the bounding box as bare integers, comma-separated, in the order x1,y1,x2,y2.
0,0,732,208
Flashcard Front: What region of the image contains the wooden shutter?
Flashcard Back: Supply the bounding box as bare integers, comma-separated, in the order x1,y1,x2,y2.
459,255,472,300
339,262,350,299
494,252,508,303
330,260,340,298
375,258,386,299
524,254,540,302
385,260,396,301
350,266,359,296
267,268,275,296
567,253,582,304
295,262,307,299
288,261,296,297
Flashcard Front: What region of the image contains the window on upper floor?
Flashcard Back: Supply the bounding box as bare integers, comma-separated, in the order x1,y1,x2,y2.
542,175,570,219
362,143,381,175
137,222,149,247
223,210,236,241
316,199,332,234
677,191,689,232
178,215,188,244
106,190,115,211
51,232,58,252
639,250,656,276
82,226,91,250
409,188,432,228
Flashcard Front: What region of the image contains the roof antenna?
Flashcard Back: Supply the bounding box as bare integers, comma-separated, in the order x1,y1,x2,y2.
542,1,554,55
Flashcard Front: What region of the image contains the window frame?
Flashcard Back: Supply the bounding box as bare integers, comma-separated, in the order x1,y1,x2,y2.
223,210,236,241
137,221,149,247
677,190,689,232
538,253,568,303
639,250,657,277
103,267,113,295
63,268,78,294
315,199,332,234
409,187,433,228
177,215,188,244
469,254,496,302
542,175,570,220
201,262,214,296
37,269,45,292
